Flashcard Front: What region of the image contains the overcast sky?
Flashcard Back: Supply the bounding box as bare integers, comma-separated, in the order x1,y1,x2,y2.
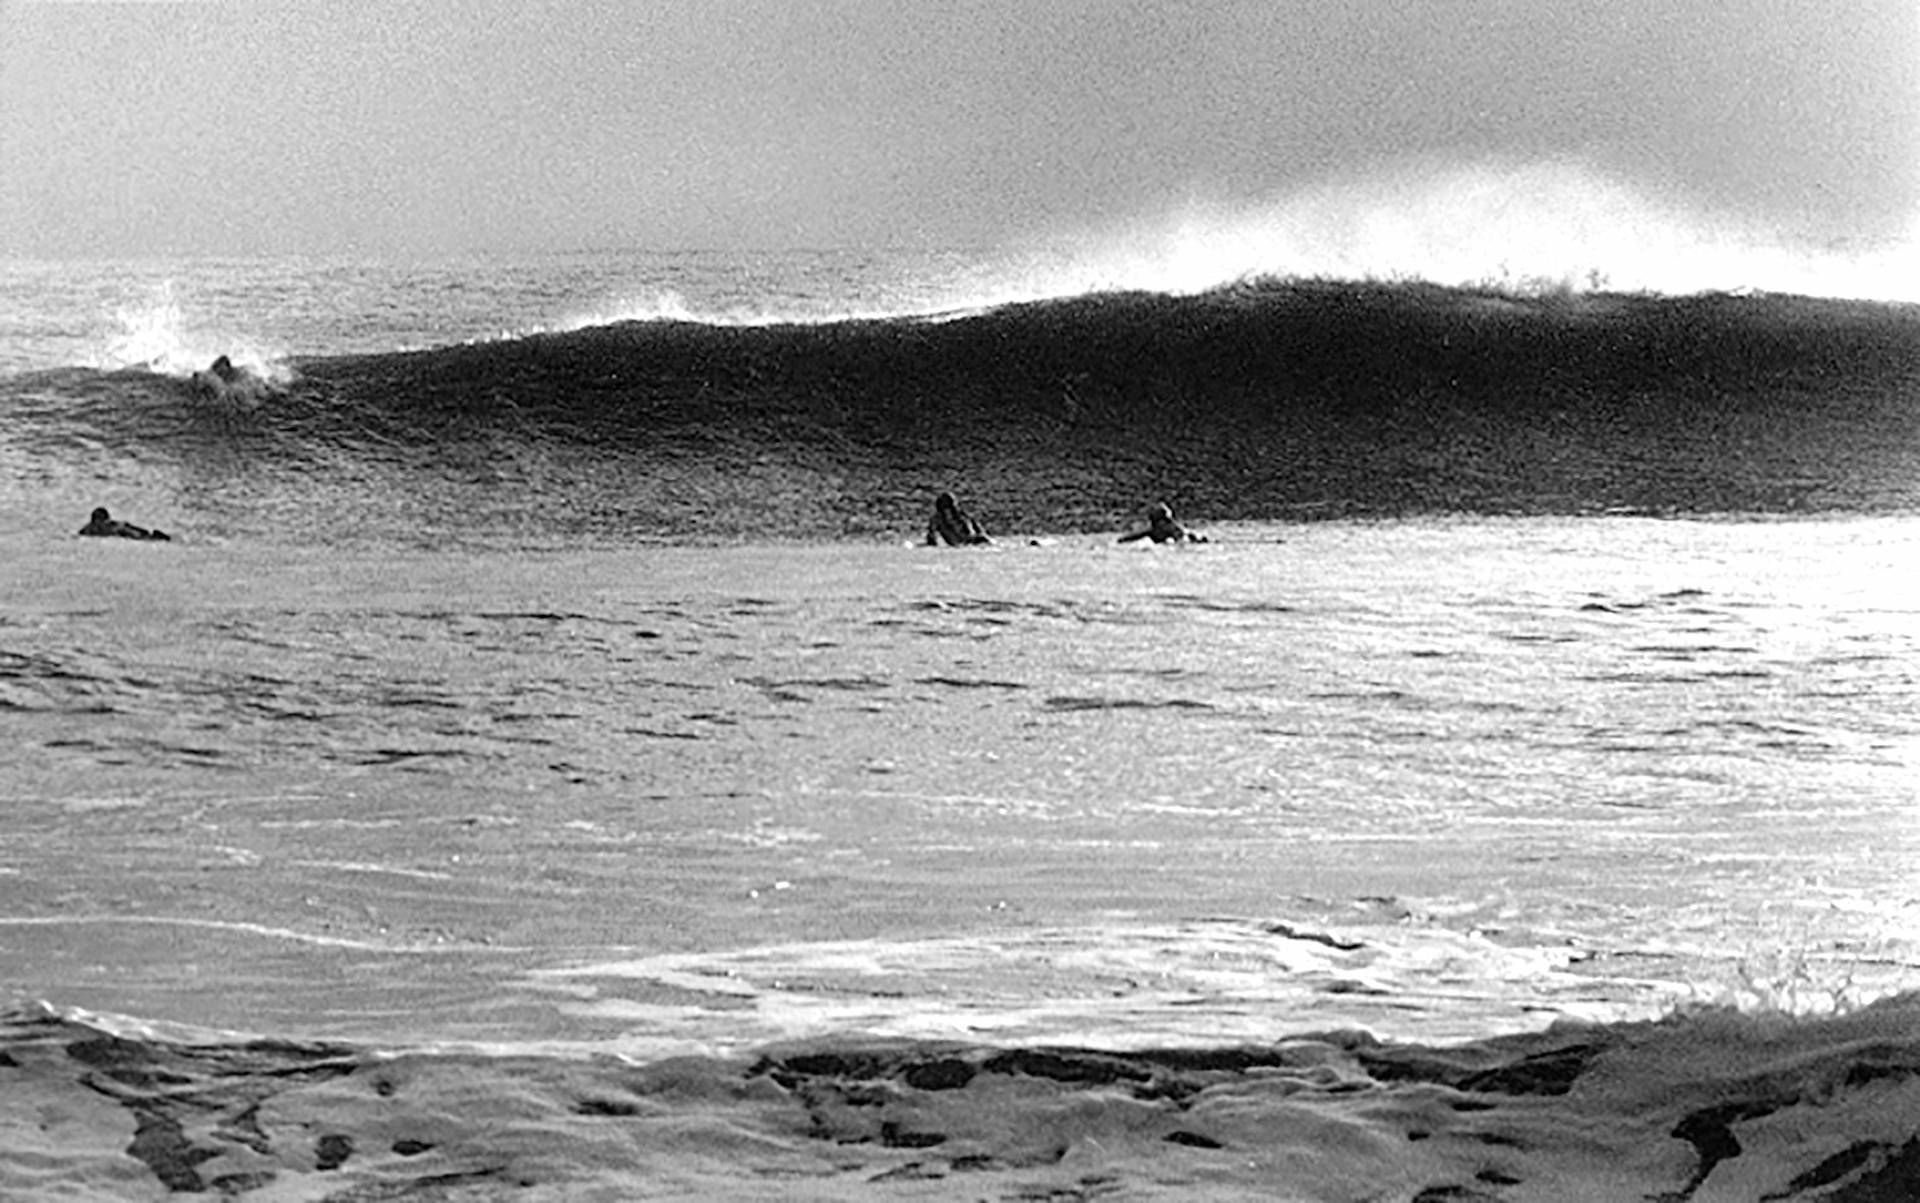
2,1,1915,263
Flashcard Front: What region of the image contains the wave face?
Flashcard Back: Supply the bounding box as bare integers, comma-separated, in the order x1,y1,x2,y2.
5,279,1920,544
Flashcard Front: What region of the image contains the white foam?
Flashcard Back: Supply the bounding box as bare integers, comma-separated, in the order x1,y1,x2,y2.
991,159,1920,303
549,288,716,331
529,918,1681,1051
543,286,979,332
96,280,293,381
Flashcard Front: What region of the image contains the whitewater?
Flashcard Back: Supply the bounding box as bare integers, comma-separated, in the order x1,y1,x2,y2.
2,225,1919,1198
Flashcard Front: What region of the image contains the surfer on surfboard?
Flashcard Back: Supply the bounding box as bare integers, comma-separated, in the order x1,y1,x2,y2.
1118,501,1207,544
190,354,277,403
926,492,992,546
78,507,171,541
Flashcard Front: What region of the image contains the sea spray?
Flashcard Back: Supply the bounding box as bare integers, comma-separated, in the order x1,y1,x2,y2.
101,279,293,382
1004,159,1920,302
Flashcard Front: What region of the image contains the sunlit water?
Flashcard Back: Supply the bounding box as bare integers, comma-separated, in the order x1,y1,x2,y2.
3,516,1915,1054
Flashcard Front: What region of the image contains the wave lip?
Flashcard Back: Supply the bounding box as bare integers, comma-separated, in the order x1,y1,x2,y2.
1023,160,1920,304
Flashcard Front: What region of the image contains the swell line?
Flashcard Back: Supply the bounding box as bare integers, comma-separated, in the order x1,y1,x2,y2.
0,914,530,954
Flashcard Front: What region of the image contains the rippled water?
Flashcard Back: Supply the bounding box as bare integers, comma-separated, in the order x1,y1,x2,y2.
3,516,1915,1051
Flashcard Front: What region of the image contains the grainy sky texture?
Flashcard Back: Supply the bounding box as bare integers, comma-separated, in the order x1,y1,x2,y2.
2,0,1915,268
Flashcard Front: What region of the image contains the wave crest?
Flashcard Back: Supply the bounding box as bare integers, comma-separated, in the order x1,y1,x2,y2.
1001,159,1920,303
101,281,294,383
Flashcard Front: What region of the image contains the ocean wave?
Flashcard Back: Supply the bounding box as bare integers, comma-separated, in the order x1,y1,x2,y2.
7,278,1918,542
288,276,1920,432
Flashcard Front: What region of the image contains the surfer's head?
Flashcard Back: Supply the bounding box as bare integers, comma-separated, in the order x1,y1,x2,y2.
934,492,960,517
1147,502,1173,523
90,507,110,524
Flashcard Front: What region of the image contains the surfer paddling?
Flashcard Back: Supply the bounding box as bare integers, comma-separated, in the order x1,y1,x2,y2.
926,492,992,546
78,507,171,541
1118,501,1207,544
191,354,275,403
191,355,242,396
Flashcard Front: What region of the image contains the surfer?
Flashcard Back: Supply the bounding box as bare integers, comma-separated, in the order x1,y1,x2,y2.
925,492,992,546
78,507,171,541
191,355,241,394
1118,501,1207,544
191,354,269,401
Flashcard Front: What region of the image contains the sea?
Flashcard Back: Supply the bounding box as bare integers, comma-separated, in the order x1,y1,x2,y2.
2,247,1919,1200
